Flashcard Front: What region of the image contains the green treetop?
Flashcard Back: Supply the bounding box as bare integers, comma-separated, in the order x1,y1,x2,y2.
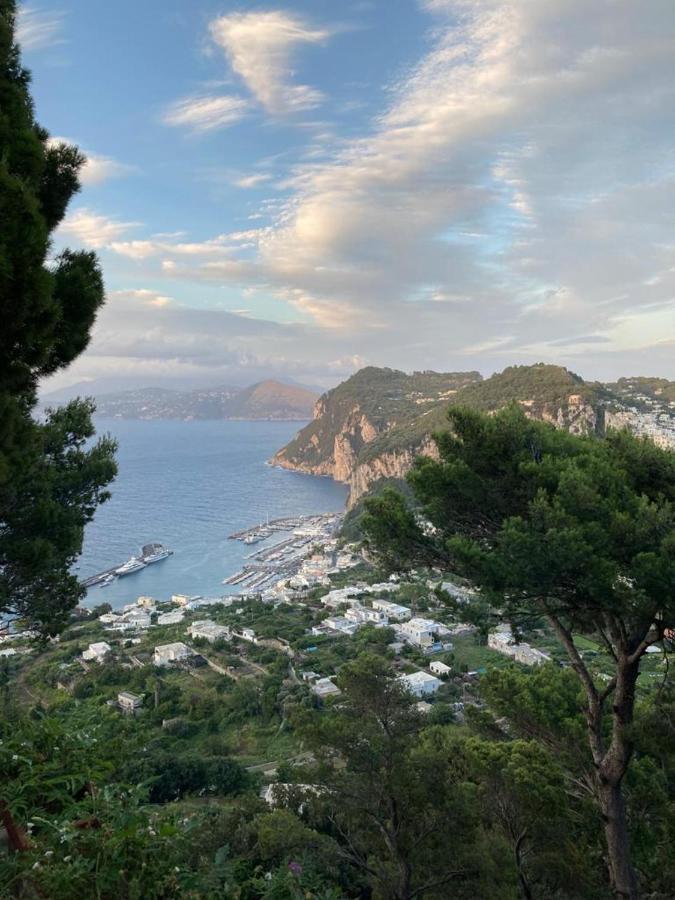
361,405,675,900
0,0,117,636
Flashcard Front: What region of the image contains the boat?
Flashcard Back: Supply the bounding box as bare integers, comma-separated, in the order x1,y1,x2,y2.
99,574,116,587
141,542,173,564
115,557,147,577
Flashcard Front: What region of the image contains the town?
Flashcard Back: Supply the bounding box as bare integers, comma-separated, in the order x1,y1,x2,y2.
3,510,666,784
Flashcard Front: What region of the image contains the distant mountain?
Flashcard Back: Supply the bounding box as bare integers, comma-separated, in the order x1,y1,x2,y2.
271,364,675,507
44,381,318,421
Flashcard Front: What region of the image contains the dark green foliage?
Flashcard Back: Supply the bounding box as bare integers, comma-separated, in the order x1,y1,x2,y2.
361,405,675,898
0,0,116,636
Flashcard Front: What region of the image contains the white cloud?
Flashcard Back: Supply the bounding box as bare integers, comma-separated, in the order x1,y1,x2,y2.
163,94,249,132
234,173,272,189
16,4,64,51
58,208,140,248
48,137,135,185
209,11,329,115
55,1,675,384
109,289,173,308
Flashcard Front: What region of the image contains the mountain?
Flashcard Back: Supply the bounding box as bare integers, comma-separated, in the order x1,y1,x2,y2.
47,381,318,421
271,364,675,507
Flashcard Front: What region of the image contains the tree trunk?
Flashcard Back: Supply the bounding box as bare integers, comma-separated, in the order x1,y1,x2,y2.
0,799,31,851
597,652,640,900
598,780,638,900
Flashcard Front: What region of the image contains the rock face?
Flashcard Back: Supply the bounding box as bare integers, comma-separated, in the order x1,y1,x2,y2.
347,437,440,507
271,363,675,508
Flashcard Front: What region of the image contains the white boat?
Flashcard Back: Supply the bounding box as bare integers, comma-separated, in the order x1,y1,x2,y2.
115,557,147,577
99,574,116,587
141,542,173,564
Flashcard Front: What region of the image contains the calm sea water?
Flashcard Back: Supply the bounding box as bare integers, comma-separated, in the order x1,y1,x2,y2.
79,419,347,610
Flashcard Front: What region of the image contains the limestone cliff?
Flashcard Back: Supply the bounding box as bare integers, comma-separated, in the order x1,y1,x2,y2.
271,363,674,508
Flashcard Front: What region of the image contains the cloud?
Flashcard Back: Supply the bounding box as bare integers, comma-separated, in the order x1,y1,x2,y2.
109,289,173,308
163,94,249,132
16,4,64,51
58,208,140,248
209,11,330,114
234,173,272,189
48,137,135,185
55,1,675,385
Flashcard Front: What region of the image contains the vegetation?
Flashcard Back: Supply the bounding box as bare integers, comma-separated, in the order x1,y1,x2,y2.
0,0,116,637
361,405,675,899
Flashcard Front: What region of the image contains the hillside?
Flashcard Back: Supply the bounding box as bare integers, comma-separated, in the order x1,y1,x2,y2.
63,381,318,421
270,367,482,482
272,364,675,506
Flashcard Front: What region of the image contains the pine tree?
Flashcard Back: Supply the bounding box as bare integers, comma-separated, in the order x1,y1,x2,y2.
0,0,117,636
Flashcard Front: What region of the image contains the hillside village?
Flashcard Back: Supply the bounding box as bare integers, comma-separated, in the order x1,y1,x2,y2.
3,518,666,780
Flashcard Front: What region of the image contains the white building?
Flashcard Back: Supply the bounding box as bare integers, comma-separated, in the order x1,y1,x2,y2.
371,598,412,620
154,642,192,666
398,671,442,697
117,691,143,713
311,677,341,699
237,627,257,643
320,587,363,609
399,617,441,648
157,609,185,626
345,605,388,626
82,641,111,663
323,616,359,636
487,627,551,666
188,620,231,643
429,660,451,677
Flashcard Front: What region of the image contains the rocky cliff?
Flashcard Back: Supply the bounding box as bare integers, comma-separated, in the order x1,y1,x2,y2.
271,364,675,507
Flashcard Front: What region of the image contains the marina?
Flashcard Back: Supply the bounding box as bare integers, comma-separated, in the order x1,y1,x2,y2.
223,513,342,591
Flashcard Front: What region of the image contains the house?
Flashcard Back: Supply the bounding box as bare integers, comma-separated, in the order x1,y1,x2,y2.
301,670,320,683
171,593,201,607
323,616,359,636
188,620,231,643
136,596,155,607
311,677,341,699
398,671,442,697
345,605,388,625
157,609,185,626
238,627,257,643
82,641,111,663
320,587,363,609
117,691,143,714
487,627,551,666
399,617,440,648
371,598,412,620
429,660,451,677
153,641,192,666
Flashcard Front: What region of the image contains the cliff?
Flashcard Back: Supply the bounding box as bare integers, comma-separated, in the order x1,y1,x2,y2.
271,363,675,507
270,367,482,494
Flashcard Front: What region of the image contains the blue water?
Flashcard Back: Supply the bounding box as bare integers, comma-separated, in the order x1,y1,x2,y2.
79,419,347,609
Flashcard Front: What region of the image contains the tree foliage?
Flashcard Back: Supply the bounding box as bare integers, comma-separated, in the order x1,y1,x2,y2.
0,0,117,636
361,405,675,899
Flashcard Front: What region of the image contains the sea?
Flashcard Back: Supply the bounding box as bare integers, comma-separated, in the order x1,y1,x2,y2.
78,419,348,610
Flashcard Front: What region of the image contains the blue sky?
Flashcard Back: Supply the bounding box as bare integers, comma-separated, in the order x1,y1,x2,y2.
18,1,675,391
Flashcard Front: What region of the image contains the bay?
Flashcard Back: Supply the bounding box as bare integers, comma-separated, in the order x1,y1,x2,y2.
79,419,348,609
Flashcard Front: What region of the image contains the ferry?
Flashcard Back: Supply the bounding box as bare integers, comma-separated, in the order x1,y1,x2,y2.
141,542,173,564
115,557,147,577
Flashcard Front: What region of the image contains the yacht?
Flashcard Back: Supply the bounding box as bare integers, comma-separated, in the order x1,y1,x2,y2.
141,542,173,564
115,557,147,577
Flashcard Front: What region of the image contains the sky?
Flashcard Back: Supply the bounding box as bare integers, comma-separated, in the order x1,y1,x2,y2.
17,0,675,393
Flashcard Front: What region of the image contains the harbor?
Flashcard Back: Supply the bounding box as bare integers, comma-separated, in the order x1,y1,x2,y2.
80,543,173,589
223,512,343,592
